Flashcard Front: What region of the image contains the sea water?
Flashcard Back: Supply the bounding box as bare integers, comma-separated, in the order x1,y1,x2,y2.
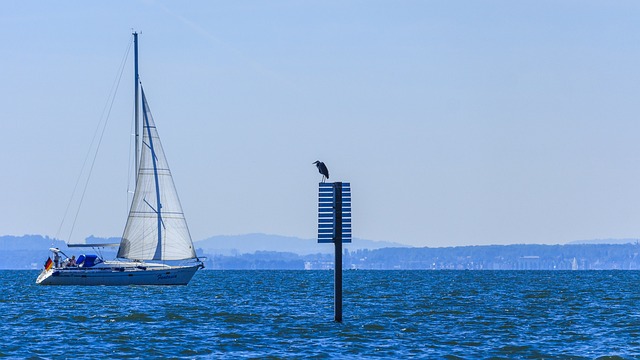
1,270,639,358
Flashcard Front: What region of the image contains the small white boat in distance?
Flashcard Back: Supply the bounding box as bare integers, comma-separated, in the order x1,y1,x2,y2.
37,32,203,285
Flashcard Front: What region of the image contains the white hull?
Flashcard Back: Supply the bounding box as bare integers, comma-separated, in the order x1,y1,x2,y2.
36,261,201,286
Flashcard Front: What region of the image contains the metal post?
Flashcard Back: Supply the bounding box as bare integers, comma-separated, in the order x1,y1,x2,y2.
133,31,140,177
334,182,343,322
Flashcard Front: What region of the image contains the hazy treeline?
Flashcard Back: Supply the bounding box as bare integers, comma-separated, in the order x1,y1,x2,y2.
205,243,640,270
3,235,639,270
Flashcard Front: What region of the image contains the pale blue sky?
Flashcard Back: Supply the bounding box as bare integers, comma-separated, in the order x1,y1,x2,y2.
1,1,640,247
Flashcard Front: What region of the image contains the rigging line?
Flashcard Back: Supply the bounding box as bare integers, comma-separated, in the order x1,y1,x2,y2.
55,37,134,243
67,38,133,243
126,73,136,214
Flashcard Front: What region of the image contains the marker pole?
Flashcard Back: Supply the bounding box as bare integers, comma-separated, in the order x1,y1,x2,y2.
334,182,343,322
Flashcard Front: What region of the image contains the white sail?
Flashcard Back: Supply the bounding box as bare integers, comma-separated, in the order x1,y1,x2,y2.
118,87,196,261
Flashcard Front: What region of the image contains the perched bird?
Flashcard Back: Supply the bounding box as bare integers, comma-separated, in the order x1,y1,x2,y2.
313,161,330,182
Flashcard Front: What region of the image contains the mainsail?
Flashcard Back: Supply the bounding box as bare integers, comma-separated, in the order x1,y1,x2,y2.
118,87,196,261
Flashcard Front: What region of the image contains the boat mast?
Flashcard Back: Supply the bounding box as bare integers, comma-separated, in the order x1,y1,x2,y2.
133,31,140,178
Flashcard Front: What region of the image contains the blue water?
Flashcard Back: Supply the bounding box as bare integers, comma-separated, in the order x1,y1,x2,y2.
1,270,639,358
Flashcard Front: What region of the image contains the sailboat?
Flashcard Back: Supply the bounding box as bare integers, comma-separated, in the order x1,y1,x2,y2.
36,32,204,285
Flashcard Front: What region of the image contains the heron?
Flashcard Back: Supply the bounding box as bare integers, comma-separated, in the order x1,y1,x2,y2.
313,161,329,182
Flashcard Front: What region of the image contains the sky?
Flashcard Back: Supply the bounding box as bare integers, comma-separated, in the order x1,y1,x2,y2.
1,1,640,247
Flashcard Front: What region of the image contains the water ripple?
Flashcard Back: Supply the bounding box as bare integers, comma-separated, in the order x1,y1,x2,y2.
2,270,640,358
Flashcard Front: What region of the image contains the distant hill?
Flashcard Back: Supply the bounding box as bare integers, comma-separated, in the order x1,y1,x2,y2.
567,238,639,245
0,235,118,269
5,234,640,270
0,234,66,251
84,235,121,245
194,233,409,255
0,233,407,269
0,235,67,269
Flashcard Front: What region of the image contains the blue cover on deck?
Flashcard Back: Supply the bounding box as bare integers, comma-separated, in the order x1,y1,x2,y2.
78,254,100,268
